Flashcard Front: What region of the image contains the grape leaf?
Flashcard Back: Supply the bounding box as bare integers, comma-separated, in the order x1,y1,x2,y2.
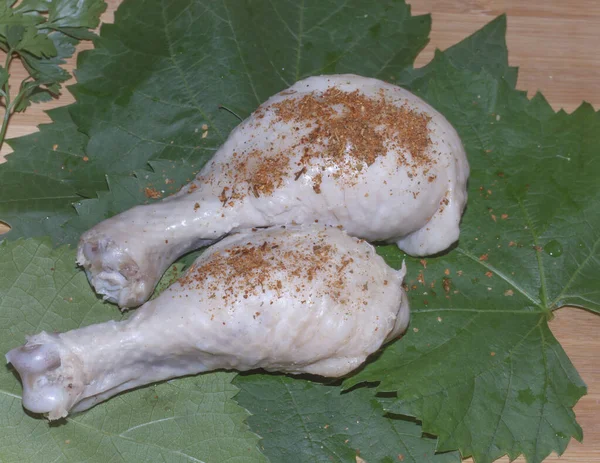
69,0,431,137
0,107,94,243
234,373,460,463
0,238,266,463
343,51,598,462
398,14,517,88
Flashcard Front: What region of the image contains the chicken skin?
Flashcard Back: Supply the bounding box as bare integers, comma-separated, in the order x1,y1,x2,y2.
8,225,409,420
78,74,468,307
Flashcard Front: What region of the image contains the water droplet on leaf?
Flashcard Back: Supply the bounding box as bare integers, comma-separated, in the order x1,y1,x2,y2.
544,240,563,257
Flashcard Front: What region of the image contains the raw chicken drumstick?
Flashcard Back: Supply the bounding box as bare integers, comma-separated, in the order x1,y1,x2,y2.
78,74,468,307
7,225,409,420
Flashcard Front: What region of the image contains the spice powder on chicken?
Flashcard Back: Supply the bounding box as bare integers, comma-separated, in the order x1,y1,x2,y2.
178,230,367,308
273,87,432,172
209,87,433,204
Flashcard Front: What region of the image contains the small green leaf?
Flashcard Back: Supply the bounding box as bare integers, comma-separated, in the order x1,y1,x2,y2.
46,0,106,30
11,79,60,112
0,106,96,244
13,26,57,57
51,25,97,40
0,5,44,32
5,24,25,49
20,31,76,85
12,0,53,14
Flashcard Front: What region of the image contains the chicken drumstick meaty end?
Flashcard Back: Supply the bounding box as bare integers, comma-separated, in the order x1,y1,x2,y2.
9,225,409,420
77,73,468,307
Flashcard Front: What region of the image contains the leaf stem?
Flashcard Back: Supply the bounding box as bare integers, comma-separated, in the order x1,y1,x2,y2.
3,52,12,80
0,107,10,151
0,51,14,152
10,85,29,113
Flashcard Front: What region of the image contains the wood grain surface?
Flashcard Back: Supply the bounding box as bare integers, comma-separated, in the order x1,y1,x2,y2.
0,1,598,462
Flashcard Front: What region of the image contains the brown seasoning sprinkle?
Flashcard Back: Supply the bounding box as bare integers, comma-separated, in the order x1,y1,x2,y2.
273,88,432,173
246,150,289,196
144,187,162,199
178,232,364,307
312,173,323,193
210,85,433,206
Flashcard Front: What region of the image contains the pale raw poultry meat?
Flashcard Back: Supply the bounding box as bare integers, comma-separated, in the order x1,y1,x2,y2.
78,74,469,307
7,225,409,420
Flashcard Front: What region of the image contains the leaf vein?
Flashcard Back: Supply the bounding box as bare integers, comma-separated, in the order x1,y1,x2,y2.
517,199,549,309
485,354,513,458
281,379,320,457
304,0,349,35
456,246,542,307
159,1,226,141
221,0,261,105
550,231,600,308
119,415,188,436
0,388,22,400
66,417,206,463
534,323,550,460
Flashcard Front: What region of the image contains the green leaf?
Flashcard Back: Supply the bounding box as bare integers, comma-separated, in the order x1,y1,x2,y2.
20,31,77,86
5,24,25,49
397,15,517,88
440,14,518,86
47,0,106,30
51,26,97,40
12,81,55,112
0,238,266,463
343,51,597,462
0,5,44,35
0,106,98,243
70,0,431,138
13,25,57,57
11,0,106,30
234,374,460,463
12,0,53,15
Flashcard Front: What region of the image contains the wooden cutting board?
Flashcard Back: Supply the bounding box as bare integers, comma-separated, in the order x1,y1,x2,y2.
0,1,598,462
